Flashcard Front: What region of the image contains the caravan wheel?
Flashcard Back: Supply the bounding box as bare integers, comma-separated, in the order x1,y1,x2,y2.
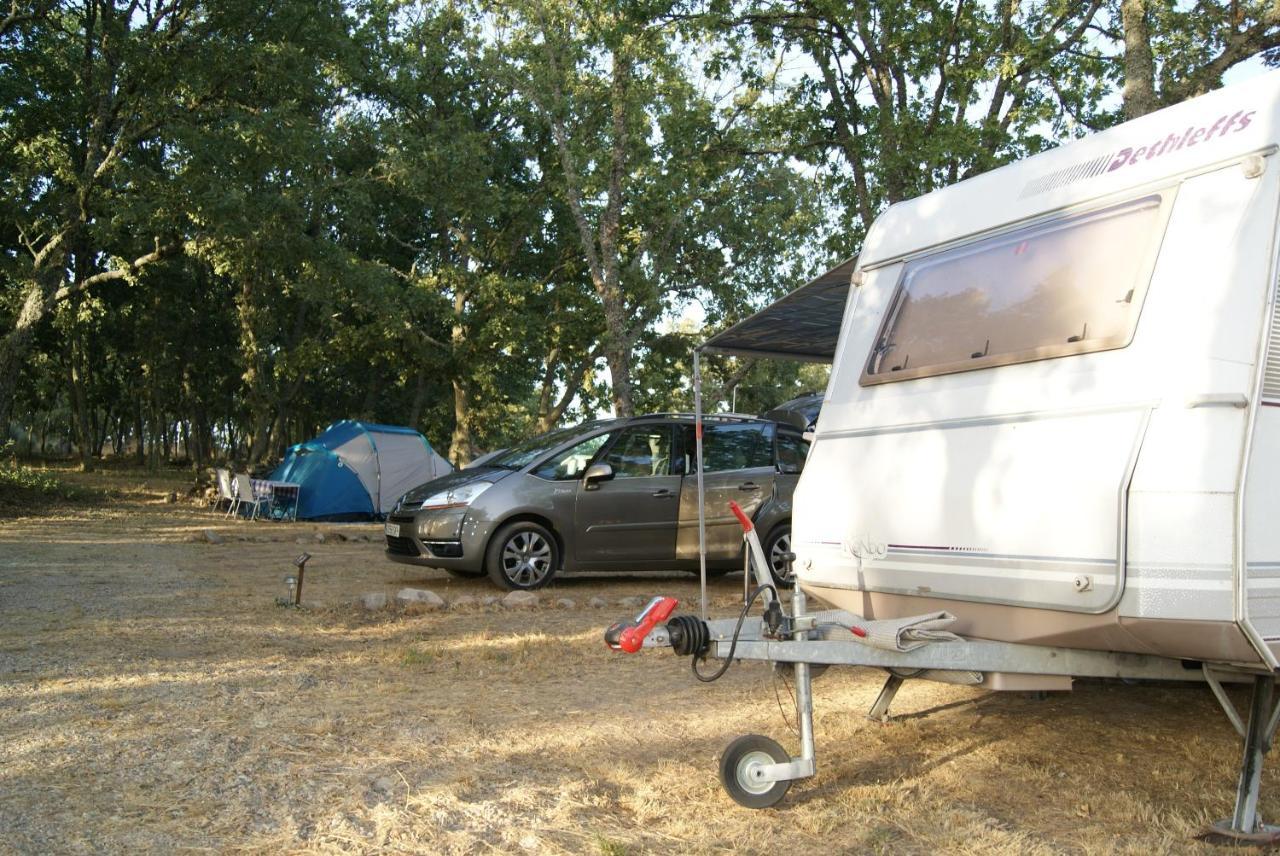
486,521,559,590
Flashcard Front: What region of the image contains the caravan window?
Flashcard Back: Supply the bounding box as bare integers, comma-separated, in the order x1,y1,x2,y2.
862,195,1166,384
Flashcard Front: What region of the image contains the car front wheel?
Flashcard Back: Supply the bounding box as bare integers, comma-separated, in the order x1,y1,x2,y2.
485,521,560,590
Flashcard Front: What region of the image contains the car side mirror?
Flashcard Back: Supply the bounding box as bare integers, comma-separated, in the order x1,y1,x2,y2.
583,462,614,489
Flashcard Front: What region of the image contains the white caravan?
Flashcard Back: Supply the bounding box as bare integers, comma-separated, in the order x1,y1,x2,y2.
619,71,1280,837
797,69,1280,674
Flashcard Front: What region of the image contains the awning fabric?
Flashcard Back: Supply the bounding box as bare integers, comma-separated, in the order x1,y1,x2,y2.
699,258,856,363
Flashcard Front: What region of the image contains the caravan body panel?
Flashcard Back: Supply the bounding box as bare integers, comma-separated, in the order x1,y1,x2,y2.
796,71,1280,668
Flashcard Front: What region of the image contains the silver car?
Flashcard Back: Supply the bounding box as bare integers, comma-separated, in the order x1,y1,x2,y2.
383,413,810,590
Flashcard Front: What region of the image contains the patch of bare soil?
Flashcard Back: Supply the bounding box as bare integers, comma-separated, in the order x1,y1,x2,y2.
0,478,1269,854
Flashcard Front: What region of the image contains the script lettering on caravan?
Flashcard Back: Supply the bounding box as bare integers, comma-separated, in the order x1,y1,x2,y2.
1107,109,1256,172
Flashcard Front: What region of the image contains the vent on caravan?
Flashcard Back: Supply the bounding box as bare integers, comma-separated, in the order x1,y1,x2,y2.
1263,295,1280,402
1019,154,1112,198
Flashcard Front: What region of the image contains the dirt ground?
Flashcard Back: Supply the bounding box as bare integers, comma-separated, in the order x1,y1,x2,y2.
0,471,1274,854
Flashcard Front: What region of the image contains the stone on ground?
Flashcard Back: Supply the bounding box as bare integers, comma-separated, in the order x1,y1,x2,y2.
501,591,539,609
554,597,576,609
449,595,477,609
202,529,224,545
396,588,445,612
618,596,645,609
360,592,388,611
587,596,608,609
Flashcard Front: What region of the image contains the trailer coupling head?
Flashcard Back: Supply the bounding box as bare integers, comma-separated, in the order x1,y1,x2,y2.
604,596,680,653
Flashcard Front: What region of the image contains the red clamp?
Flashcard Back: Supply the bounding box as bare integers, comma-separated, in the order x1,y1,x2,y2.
605,596,680,653
728,500,753,532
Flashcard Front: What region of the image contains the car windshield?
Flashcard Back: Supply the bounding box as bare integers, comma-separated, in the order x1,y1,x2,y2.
487,422,607,470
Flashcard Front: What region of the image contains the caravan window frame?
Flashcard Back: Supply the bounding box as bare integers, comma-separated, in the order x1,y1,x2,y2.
860,191,1174,386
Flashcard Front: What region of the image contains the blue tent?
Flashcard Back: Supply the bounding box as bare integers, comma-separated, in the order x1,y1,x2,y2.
270,421,451,520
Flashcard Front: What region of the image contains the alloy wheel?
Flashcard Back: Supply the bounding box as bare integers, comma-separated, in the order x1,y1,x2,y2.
500,531,553,587
768,532,793,582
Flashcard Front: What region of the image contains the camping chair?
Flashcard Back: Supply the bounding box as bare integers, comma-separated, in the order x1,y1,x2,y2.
214,468,236,514
228,473,267,520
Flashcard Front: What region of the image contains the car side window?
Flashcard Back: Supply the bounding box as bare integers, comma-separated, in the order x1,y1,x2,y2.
777,433,810,474
701,424,773,473
531,433,611,481
601,426,672,478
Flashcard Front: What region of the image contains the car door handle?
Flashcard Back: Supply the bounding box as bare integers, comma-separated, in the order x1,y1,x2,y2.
738,482,760,491
652,489,675,498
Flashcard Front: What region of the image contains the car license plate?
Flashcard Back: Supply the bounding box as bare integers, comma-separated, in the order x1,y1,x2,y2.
384,522,401,538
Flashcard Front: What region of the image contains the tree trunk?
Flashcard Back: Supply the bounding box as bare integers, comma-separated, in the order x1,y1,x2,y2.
268,406,290,463
94,407,109,458
0,263,64,434
409,369,427,429
449,379,475,466
245,408,273,466
600,298,634,417
1121,0,1158,119
66,339,95,472
133,398,145,466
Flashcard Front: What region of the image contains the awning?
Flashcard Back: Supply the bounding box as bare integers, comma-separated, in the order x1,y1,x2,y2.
698,257,857,363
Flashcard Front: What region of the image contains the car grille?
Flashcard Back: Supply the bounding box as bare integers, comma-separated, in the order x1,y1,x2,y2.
386,535,420,557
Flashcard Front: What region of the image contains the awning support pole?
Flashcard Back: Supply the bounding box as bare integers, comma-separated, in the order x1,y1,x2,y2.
694,348,707,622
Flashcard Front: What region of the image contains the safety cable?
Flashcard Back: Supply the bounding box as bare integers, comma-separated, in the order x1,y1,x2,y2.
772,667,799,736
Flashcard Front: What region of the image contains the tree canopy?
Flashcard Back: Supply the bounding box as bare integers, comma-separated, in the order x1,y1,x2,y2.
3,0,1278,471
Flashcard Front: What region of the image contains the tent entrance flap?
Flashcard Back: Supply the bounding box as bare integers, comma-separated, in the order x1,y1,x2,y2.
693,258,857,618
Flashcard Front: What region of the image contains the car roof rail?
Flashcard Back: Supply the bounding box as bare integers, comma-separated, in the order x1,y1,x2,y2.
632,411,764,423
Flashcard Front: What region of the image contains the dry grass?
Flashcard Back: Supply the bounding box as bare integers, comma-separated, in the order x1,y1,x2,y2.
0,473,1272,853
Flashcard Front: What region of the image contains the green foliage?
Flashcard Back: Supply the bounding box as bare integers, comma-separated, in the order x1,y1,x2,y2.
0,443,93,511
3,0,1278,472
593,834,630,856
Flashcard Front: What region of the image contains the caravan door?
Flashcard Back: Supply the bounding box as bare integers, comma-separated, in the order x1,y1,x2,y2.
802,192,1174,613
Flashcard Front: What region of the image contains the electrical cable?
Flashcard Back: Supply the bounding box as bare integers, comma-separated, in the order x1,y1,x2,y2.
692,583,778,683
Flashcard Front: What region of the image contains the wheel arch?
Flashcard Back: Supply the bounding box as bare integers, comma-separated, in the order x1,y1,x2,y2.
759,516,791,546
489,512,566,568
751,493,791,538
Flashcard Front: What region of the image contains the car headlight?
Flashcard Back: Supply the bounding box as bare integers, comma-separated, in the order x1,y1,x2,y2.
419,481,492,511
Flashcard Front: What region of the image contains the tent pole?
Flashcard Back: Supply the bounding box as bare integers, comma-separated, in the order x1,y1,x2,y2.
694,348,707,621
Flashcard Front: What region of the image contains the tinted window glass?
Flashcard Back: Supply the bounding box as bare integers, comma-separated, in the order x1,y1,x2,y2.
702,424,772,473
493,421,607,470
863,195,1165,384
531,433,611,480
777,434,809,474
602,426,672,478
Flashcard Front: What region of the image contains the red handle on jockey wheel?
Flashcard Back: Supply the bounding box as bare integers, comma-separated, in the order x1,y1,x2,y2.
605,596,680,653
728,500,753,532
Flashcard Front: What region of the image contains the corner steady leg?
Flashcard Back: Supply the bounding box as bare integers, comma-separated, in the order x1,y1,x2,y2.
1204,674,1280,844
867,673,905,723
